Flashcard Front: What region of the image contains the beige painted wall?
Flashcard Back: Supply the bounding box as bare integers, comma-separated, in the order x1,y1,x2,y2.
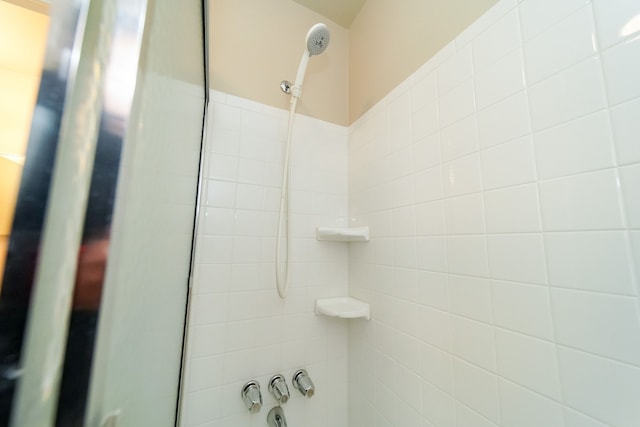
210,0,498,125
209,0,349,125
0,1,49,293
349,0,497,122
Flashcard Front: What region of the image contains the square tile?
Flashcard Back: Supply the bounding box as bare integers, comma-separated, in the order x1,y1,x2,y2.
480,136,536,190
491,280,554,340
559,347,640,426
452,316,497,372
484,184,542,233
477,92,531,149
592,0,640,49
528,57,607,131
449,275,493,323
453,359,501,423
601,34,640,105
533,111,615,180
610,98,640,165
538,169,624,231
475,48,526,109
488,234,548,284
444,193,485,235
552,289,640,365
473,10,521,71
519,0,589,41
545,231,635,295
523,5,597,84
495,329,562,399
442,153,482,197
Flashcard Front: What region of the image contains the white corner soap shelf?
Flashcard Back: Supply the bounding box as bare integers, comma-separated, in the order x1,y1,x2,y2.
316,226,369,242
315,297,371,320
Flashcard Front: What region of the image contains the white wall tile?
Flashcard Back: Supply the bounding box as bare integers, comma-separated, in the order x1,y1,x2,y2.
495,329,562,399
421,380,456,427
592,0,640,49
519,0,589,41
415,201,445,236
412,101,440,142
552,289,640,365
440,115,479,162
480,136,536,190
439,79,476,127
416,236,447,272
475,48,526,109
208,153,239,182
620,163,640,228
186,92,349,426
533,111,615,179
564,408,609,427
601,35,640,106
206,180,236,207
414,166,443,203
610,98,640,165
443,154,482,197
234,183,264,210
418,271,450,310
449,275,492,323
477,91,531,149
528,57,607,131
456,404,500,427
413,132,441,172
484,184,541,233
473,10,521,71
452,316,497,372
446,235,489,278
421,342,455,394
488,234,548,284
523,5,597,85
394,331,422,373
453,359,501,424
539,169,624,231
444,193,486,235
544,231,636,295
498,380,565,427
438,46,473,95
393,206,417,236
559,347,640,427
389,92,411,149
491,280,554,340
420,306,453,351
412,70,438,112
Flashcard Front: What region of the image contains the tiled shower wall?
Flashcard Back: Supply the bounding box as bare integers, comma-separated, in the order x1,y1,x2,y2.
348,0,640,426
180,91,350,426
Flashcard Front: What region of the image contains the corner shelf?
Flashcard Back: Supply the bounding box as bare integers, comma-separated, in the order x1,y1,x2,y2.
315,297,371,320
316,226,369,242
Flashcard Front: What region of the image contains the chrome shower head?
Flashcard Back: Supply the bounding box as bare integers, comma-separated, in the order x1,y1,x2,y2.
306,23,330,56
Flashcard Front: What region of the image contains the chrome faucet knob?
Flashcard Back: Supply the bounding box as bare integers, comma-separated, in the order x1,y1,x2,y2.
268,374,290,404
241,381,262,413
292,369,315,398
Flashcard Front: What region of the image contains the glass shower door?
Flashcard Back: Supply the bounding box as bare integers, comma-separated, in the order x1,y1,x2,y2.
0,0,206,425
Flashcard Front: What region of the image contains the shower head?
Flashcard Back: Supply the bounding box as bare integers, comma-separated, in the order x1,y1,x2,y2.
306,23,330,56
288,23,331,97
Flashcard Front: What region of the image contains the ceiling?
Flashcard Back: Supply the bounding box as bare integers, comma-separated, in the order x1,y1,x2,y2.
291,0,367,28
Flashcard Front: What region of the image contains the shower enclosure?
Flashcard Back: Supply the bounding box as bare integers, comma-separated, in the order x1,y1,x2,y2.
0,0,206,425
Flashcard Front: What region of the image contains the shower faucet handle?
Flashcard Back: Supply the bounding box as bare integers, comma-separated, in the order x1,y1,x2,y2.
292,369,315,398
268,374,290,404
241,380,263,413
